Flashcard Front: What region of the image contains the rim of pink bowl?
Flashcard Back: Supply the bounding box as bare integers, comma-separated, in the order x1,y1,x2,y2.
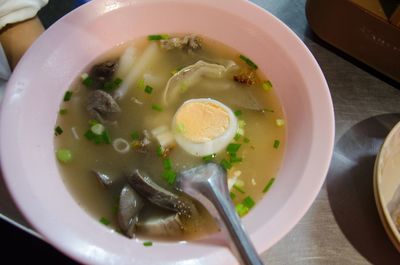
0,0,334,264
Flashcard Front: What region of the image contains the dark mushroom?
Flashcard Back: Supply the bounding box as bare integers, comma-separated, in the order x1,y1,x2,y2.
87,90,121,122
127,169,196,218
117,184,144,238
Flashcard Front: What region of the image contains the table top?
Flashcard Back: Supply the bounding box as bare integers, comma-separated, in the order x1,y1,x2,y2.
1,0,400,264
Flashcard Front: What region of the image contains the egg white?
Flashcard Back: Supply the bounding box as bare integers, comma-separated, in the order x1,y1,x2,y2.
172,98,238,157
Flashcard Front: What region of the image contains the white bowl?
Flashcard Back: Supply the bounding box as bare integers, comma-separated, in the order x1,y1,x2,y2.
0,0,334,264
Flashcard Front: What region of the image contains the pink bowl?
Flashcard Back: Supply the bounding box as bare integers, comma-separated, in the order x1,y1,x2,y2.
0,0,334,264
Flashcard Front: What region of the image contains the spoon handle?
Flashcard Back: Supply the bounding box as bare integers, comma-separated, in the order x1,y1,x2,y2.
206,184,264,265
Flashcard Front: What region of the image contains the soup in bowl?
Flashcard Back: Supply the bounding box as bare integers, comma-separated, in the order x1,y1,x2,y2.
0,0,334,264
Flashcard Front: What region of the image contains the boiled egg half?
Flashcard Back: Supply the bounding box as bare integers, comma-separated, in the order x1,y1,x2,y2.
172,98,238,156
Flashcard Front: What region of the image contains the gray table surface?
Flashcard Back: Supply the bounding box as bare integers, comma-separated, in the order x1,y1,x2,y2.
1,0,400,264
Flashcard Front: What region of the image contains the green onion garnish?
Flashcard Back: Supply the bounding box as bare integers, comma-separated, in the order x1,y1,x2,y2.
63,91,73,102
54,126,63,136
202,153,216,162
156,145,163,157
234,110,242,117
238,120,246,128
99,217,110,226
130,131,139,140
220,159,232,170
235,203,249,217
56,149,72,163
239,54,258,70
88,119,99,126
102,130,111,144
242,196,255,209
226,143,241,155
243,137,250,143
233,184,245,194
234,133,241,142
103,78,123,92
230,155,242,164
152,104,163,112
276,119,285,127
144,85,153,94
137,79,145,90
176,123,185,133
230,192,236,200
163,158,172,170
273,140,280,149
143,241,153,247
148,34,169,41
163,170,177,185
59,109,68,115
262,80,273,91
82,76,94,87
262,178,275,193
84,124,111,145
91,123,105,135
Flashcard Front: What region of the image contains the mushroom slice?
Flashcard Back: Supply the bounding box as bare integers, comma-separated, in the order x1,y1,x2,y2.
118,184,144,238
136,213,183,237
127,169,195,218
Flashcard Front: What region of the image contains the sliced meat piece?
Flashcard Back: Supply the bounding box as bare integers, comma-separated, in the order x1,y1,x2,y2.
92,171,113,187
136,213,183,237
118,184,144,238
87,90,120,122
160,35,202,52
90,60,118,83
127,169,196,218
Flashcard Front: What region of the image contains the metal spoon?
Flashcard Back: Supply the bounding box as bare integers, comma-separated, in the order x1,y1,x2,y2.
178,163,263,265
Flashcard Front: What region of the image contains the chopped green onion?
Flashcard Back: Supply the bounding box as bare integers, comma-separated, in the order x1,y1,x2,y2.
238,120,246,128
84,130,96,141
99,217,110,226
243,137,250,143
102,130,111,144
88,119,99,126
163,158,172,170
234,133,241,141
143,241,153,247
82,76,94,87
103,78,123,92
220,159,232,170
276,119,285,127
156,145,163,157
59,108,68,115
236,128,244,137
262,178,275,193
230,192,236,200
163,170,177,185
63,91,73,102
242,196,255,209
262,80,273,91
176,123,185,133
56,149,72,163
144,85,153,94
202,153,216,162
130,131,140,140
137,79,145,90
152,104,163,112
54,126,63,136
235,203,249,217
233,184,245,194
239,54,258,70
234,110,242,117
273,140,280,149
230,155,242,164
227,143,241,155
148,34,170,41
91,123,105,135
